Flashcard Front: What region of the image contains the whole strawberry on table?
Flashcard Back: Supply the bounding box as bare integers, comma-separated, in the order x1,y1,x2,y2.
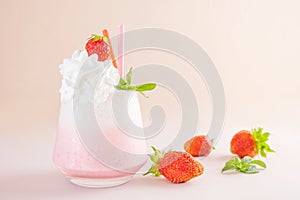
143,146,204,183
230,127,275,158
184,135,214,157
222,127,275,174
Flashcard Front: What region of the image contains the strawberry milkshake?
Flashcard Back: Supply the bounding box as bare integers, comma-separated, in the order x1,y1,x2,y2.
53,32,149,188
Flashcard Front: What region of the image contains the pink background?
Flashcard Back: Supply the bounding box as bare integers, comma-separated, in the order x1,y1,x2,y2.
1,0,299,199
1,0,299,135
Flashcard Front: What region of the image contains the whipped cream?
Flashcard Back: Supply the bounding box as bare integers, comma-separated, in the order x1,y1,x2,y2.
59,50,120,106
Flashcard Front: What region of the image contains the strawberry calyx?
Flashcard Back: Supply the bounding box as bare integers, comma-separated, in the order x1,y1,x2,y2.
252,127,275,158
88,34,109,44
143,146,164,176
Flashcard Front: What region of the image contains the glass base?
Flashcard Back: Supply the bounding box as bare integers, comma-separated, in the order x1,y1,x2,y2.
69,175,133,188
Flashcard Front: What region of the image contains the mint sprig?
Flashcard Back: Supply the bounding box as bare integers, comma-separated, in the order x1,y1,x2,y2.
222,156,266,174
115,67,156,98
252,127,275,158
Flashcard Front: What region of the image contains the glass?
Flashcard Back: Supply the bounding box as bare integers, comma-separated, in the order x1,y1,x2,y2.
53,89,147,188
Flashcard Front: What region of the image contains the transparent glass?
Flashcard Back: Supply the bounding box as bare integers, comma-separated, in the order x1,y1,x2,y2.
53,91,147,188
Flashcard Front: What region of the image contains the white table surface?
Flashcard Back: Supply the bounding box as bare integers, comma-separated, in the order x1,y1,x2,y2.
1,123,299,200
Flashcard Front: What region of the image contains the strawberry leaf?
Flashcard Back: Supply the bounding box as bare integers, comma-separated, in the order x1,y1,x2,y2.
252,127,275,157
87,34,107,43
143,146,164,177
264,143,276,152
92,34,101,42
143,164,161,176
260,150,267,158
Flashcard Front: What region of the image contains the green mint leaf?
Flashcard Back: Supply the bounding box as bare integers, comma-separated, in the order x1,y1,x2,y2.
222,161,236,173
136,83,156,91
119,78,127,85
126,67,133,84
233,157,241,164
222,156,266,174
249,160,267,168
115,85,137,91
115,67,156,98
244,165,259,174
115,85,126,90
242,156,252,164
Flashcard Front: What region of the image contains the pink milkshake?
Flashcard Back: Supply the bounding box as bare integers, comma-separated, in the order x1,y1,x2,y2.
53,47,147,187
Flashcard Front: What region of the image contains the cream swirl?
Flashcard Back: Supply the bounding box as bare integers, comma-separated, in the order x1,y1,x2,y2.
59,50,120,106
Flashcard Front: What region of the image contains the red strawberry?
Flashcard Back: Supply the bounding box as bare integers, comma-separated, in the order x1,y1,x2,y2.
184,135,213,157
143,146,204,183
230,127,275,158
85,34,110,61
